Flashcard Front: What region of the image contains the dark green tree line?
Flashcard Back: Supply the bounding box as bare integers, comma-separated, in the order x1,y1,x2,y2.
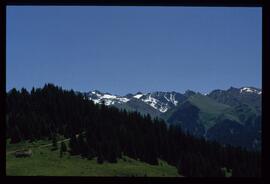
6,84,261,177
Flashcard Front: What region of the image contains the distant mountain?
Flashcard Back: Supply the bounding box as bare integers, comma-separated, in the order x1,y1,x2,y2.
85,90,187,116
84,87,261,151
208,87,261,113
164,88,261,151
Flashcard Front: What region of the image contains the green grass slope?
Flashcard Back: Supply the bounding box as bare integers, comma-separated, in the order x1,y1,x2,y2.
188,94,231,114
114,99,161,118
188,94,240,129
6,140,180,177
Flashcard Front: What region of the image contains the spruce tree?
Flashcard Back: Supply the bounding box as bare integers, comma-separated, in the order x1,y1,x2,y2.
61,141,67,152
60,141,67,157
51,135,58,151
60,147,63,158
97,154,104,164
69,134,78,155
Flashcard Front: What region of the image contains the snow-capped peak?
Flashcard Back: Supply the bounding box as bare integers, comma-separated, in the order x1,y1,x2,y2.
240,87,261,95
87,91,130,105
133,94,144,99
102,94,117,99
85,90,184,113
139,92,181,113
85,87,260,114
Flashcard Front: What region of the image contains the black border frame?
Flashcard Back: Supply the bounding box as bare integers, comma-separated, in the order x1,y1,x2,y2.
1,0,269,183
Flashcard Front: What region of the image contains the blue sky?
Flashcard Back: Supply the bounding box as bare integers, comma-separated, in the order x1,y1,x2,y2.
6,6,262,95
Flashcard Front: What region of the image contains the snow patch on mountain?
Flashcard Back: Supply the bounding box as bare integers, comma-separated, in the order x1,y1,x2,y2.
159,106,169,113
118,97,130,103
164,95,170,102
87,90,179,113
86,86,260,114
88,91,130,105
140,94,172,113
102,94,117,99
169,93,178,106
141,94,159,109
91,91,102,97
240,87,261,95
134,94,143,99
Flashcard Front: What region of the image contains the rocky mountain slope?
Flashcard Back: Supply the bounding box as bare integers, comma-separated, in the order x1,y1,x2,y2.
83,87,261,150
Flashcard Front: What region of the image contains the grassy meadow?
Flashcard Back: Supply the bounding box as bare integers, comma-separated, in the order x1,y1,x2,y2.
6,139,180,177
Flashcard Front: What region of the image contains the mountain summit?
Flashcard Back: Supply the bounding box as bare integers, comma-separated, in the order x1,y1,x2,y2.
85,87,261,114
85,87,261,151
86,90,188,113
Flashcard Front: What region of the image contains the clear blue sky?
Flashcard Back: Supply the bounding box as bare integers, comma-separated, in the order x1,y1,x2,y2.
7,6,262,95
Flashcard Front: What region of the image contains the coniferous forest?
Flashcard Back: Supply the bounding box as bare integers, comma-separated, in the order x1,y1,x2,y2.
6,84,261,177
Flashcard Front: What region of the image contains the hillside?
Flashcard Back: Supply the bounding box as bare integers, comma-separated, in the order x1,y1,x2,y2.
188,94,240,128
165,93,261,150
114,98,162,118
6,140,180,176
83,87,261,151
208,87,261,114
6,84,261,177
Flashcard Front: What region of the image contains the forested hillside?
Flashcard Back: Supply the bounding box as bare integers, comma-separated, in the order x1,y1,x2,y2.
6,84,261,177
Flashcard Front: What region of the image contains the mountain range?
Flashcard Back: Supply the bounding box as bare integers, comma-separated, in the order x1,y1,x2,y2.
83,87,261,151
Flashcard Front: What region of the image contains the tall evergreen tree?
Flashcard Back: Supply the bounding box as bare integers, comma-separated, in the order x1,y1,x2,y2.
69,134,78,155
59,141,67,158
51,134,58,151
